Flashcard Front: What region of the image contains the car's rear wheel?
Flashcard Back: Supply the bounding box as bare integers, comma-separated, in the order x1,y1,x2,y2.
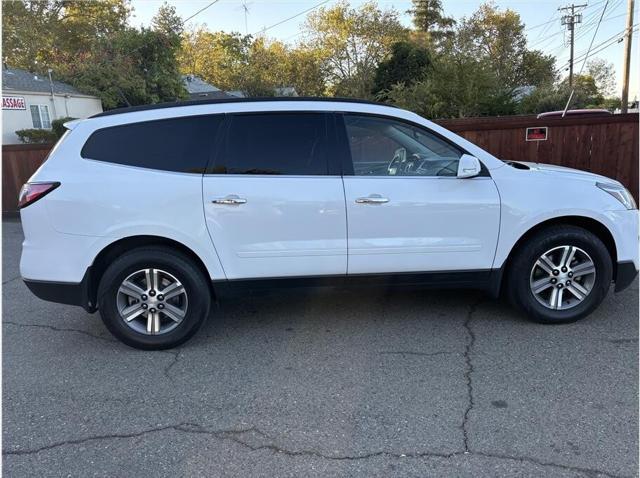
97,246,210,349
506,225,612,323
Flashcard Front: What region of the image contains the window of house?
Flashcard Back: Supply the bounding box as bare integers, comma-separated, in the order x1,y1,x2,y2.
30,105,51,129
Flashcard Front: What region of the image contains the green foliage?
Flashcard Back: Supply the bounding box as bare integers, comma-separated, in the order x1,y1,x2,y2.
51,117,77,138
4,0,619,117
2,0,130,72
382,2,563,118
304,1,407,98
60,25,187,109
372,41,431,96
3,0,186,110
408,0,455,46
585,58,616,98
178,31,325,97
15,128,58,144
517,75,607,114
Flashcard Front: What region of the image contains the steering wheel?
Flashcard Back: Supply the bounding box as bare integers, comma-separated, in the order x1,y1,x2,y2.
387,147,407,175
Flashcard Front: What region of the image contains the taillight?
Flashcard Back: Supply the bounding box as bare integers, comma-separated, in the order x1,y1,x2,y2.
18,182,60,209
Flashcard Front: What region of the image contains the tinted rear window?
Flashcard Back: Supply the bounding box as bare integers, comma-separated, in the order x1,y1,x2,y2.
221,113,328,175
81,115,223,173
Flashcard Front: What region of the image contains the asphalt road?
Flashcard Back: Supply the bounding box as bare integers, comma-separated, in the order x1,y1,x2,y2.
2,219,638,477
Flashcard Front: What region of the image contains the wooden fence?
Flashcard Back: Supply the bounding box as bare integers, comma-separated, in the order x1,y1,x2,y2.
2,113,638,212
3,143,54,213
436,113,639,201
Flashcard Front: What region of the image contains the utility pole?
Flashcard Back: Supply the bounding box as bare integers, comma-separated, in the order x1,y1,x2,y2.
559,3,587,87
621,0,635,113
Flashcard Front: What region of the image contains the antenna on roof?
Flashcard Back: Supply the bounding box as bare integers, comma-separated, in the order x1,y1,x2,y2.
240,1,251,35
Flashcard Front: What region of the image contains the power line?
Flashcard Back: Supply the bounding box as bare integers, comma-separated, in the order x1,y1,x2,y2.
554,24,637,71
562,0,609,115
575,0,610,76
254,0,331,35
525,14,559,32
183,0,221,24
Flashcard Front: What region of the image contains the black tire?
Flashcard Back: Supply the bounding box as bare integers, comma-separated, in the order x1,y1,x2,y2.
97,246,211,349
506,225,612,324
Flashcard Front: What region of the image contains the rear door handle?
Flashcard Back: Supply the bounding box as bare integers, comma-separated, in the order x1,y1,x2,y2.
355,194,389,204
212,195,247,205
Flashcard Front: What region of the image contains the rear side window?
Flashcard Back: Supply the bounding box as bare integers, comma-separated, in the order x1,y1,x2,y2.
81,115,223,173
221,113,328,175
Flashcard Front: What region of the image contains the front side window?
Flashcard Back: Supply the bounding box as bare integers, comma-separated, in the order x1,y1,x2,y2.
343,115,462,177
222,113,328,175
30,105,51,129
81,115,223,173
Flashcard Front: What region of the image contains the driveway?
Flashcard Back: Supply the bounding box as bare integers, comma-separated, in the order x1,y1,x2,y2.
3,219,638,477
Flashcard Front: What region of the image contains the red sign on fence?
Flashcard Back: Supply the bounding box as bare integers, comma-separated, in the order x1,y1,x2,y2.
525,127,548,141
2,96,26,110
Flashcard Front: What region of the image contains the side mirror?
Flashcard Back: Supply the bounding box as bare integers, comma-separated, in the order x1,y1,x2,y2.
457,154,482,178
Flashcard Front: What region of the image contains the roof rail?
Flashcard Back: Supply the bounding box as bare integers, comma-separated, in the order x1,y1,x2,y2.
90,96,396,118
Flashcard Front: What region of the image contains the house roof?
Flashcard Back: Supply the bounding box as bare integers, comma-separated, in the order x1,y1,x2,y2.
182,75,221,94
2,67,84,95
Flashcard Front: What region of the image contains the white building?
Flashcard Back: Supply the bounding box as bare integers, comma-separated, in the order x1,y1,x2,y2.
2,67,103,144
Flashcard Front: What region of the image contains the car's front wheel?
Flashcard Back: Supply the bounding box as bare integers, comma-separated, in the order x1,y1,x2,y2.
507,225,612,323
97,246,211,349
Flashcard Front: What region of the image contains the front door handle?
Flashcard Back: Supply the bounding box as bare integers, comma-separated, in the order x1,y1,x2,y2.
212,195,247,205
355,194,389,204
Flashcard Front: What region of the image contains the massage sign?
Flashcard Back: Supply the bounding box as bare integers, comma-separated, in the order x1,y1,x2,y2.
2,96,26,110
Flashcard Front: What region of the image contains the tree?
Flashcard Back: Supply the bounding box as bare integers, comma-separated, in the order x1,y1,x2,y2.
64,26,187,109
586,58,616,98
281,47,327,96
179,30,327,97
178,29,252,92
2,0,130,72
304,1,407,98
408,0,455,46
517,75,606,114
416,2,555,116
152,2,184,38
372,41,431,96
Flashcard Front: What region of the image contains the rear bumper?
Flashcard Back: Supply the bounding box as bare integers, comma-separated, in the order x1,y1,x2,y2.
615,261,638,292
23,267,96,313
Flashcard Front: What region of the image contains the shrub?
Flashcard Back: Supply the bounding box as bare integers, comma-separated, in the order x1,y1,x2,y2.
51,117,77,138
15,129,58,144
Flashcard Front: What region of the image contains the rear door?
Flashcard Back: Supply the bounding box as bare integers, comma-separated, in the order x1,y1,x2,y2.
338,113,500,275
202,112,347,280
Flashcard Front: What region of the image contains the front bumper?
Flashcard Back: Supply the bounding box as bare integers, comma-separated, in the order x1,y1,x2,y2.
615,261,638,292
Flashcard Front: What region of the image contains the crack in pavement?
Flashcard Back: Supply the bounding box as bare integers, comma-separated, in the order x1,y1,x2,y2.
3,321,117,343
4,321,187,376
605,338,638,344
2,276,21,285
461,297,482,453
163,349,182,379
379,350,458,358
2,422,628,477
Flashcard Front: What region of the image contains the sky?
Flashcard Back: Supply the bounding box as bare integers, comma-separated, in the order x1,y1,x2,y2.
130,0,639,99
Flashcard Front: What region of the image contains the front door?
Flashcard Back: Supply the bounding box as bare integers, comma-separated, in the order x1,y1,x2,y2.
202,112,347,280
338,113,500,275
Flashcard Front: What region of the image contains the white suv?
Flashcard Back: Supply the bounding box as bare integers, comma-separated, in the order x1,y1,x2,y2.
19,98,638,349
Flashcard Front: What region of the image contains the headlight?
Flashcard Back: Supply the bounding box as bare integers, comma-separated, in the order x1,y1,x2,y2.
596,182,637,210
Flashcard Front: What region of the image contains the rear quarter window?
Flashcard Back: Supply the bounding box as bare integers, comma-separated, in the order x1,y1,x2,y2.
81,115,223,173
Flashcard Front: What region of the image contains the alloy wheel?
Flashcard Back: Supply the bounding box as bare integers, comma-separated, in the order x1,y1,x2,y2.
116,268,188,335
529,245,596,310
